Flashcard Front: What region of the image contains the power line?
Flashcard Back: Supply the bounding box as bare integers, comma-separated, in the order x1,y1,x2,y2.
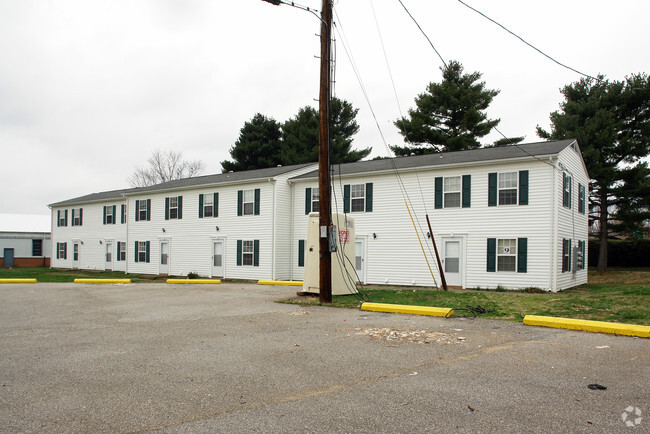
456,0,599,82
397,0,447,70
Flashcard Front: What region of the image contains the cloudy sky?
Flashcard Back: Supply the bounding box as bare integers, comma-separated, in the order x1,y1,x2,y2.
1,0,648,215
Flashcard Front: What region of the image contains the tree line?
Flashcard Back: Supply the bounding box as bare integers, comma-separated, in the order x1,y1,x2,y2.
131,61,649,272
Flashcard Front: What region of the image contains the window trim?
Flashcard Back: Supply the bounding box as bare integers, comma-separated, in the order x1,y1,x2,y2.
498,172,518,206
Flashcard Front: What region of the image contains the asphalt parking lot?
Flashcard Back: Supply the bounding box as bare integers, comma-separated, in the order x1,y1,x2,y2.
0,282,647,433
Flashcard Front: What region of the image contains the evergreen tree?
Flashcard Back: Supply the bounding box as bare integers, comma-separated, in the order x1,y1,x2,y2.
393,60,521,155
281,98,371,165
221,113,283,172
537,73,650,272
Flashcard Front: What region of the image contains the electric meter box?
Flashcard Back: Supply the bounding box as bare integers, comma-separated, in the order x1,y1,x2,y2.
302,212,357,296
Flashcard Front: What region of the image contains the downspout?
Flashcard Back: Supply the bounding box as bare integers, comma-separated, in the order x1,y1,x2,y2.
125,196,129,275
288,179,295,281
550,157,558,292
269,178,276,281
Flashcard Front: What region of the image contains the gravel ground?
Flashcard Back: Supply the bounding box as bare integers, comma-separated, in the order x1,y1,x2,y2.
0,282,647,433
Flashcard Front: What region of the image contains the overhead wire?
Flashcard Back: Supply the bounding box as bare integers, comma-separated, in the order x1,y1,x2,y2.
333,5,439,288
455,0,600,82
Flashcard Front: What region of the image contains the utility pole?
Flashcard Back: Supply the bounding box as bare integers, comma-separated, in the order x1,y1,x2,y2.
260,0,333,302
318,0,333,303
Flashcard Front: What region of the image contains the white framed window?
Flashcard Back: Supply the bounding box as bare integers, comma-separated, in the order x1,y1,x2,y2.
119,242,126,261
58,242,66,259
443,176,461,208
105,206,114,224
243,190,255,215
168,197,179,219
311,187,319,212
563,173,572,208
242,240,254,266
204,194,214,217
350,184,365,212
72,208,82,226
138,241,147,263
58,210,67,227
139,201,148,221
498,172,518,205
497,238,517,272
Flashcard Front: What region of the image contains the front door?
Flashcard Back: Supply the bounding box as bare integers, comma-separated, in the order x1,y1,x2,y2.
442,238,462,287
211,240,224,277
3,248,14,268
105,242,113,271
72,243,80,269
355,239,365,283
159,241,169,275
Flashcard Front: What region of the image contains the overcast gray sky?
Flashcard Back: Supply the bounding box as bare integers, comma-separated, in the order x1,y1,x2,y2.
1,0,648,215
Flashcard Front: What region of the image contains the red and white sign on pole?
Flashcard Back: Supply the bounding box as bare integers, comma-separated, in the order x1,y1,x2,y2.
338,229,350,245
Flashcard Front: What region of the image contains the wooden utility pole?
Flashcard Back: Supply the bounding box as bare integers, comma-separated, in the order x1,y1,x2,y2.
318,0,333,303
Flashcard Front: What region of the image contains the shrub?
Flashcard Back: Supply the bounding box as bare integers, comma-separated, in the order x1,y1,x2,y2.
589,238,650,267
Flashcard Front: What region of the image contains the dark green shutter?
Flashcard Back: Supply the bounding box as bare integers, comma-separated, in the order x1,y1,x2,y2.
462,175,471,208
64,210,68,226
177,196,182,219
563,173,568,207
434,177,443,209
344,184,350,213
488,173,497,206
237,190,243,216
56,243,59,259
121,204,125,224
253,240,260,266
305,188,312,215
79,208,83,226
134,241,139,263
112,205,116,224
519,170,529,205
103,206,107,224
365,183,373,212
145,241,150,263
63,243,67,260
254,189,260,215
146,199,151,221
165,197,169,220
116,242,121,261
198,194,204,218
236,240,242,266
214,192,219,217
487,238,496,272
517,238,527,273
57,210,60,227
135,200,140,221
298,240,305,267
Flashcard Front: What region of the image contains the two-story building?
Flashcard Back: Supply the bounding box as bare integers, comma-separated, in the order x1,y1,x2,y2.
49,139,589,291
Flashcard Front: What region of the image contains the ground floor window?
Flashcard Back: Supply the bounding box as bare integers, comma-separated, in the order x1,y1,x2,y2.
32,239,43,257
487,237,527,273
497,239,517,272
237,240,259,266
134,241,150,263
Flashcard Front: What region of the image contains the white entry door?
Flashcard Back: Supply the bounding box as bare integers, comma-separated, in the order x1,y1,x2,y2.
159,241,169,275
355,239,365,283
442,238,462,287
105,242,113,271
212,240,224,277
72,243,80,269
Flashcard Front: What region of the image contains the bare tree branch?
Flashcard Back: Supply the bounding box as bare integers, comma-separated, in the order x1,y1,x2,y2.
128,150,206,187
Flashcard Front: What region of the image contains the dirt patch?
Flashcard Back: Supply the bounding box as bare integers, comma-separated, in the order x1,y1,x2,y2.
344,327,464,344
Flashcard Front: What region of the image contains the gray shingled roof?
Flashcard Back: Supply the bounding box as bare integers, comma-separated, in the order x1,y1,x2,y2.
291,140,577,180
49,163,315,207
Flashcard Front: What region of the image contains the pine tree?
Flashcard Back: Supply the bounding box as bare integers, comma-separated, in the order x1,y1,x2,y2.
221,114,283,172
537,73,650,271
393,61,520,155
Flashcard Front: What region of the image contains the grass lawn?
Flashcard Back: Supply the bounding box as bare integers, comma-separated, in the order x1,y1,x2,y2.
0,267,165,283
279,269,650,326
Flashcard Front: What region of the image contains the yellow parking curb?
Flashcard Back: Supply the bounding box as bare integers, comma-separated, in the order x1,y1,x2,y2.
523,315,650,338
74,278,131,284
166,279,221,284
0,278,37,283
257,280,303,287
361,302,453,318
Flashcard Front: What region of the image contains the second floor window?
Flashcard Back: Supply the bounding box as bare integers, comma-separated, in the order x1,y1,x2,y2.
498,172,518,205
